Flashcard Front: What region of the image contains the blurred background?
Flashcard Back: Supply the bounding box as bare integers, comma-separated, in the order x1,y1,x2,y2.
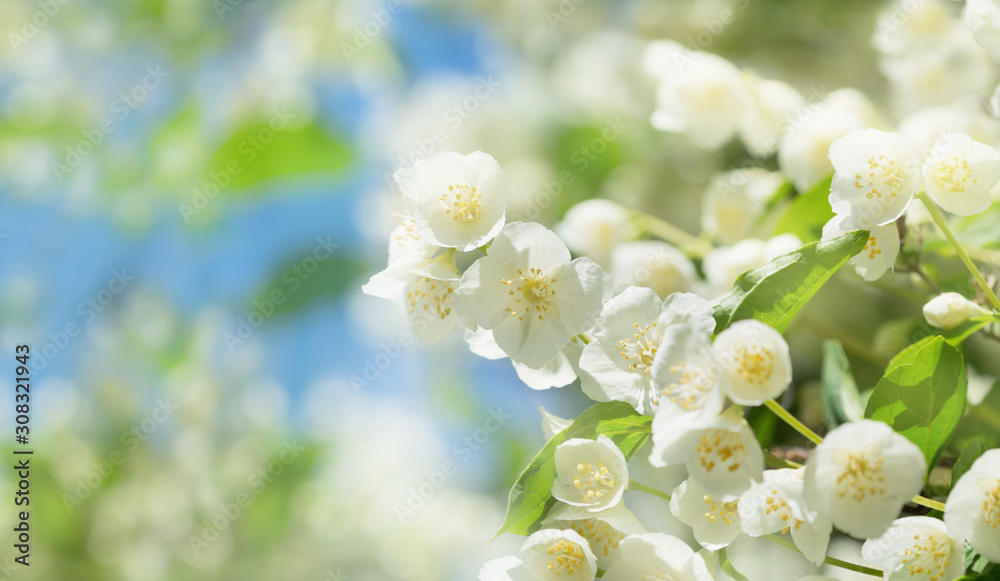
1,0,998,579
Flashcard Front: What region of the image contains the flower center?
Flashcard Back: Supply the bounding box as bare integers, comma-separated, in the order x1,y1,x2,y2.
835,452,885,502
855,155,904,200
546,538,586,576
764,488,801,534
901,530,953,581
619,322,660,374
660,362,717,411
406,277,455,320
932,156,976,194
573,461,616,503
502,268,556,322
439,182,482,223
983,479,1000,529
393,213,421,248
733,345,775,386
696,430,745,473
703,494,739,526
569,519,624,557
863,235,882,260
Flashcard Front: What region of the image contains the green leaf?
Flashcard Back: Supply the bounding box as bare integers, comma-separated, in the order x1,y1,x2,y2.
821,340,864,428
865,336,968,468
773,175,835,242
206,122,352,192
719,547,750,581
254,252,366,318
941,315,999,346
711,230,869,333
952,439,986,488
497,402,651,537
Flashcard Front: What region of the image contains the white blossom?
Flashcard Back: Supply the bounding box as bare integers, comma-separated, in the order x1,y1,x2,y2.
966,0,1000,62
648,323,727,420
552,435,629,512
543,502,646,570
669,477,743,550
395,151,507,251
464,326,584,389
602,533,714,581
738,468,833,566
555,199,636,269
701,168,784,245
579,287,717,415
943,448,1000,562
922,133,1000,216
704,234,803,297
803,419,927,539
923,292,991,330
778,102,868,192
479,528,597,581
822,214,900,282
454,222,612,368
861,516,964,581
610,241,696,298
739,75,806,158
539,407,573,440
713,319,793,406
828,129,922,226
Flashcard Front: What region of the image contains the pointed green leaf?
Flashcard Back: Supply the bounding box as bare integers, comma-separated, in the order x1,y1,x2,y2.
821,340,864,428
497,402,651,537
773,175,834,242
865,336,967,467
711,230,869,333
952,439,986,488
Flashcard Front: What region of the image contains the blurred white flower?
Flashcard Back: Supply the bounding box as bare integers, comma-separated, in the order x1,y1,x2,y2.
778,101,868,191
966,0,1000,61
922,133,1000,216
873,0,958,56
669,477,742,550
738,468,832,566
480,528,597,581
861,516,964,581
579,287,717,415
395,151,507,251
556,199,636,269
943,448,1000,561
602,532,714,581
455,222,612,368
713,319,793,406
704,234,803,297
739,75,805,157
552,435,629,512
898,102,1000,163
803,419,927,539
701,168,784,245
923,292,991,330
610,241,696,298
828,129,922,225
543,502,646,570
822,215,900,282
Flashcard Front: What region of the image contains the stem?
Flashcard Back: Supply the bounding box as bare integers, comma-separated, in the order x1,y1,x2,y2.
629,211,714,258
577,333,592,345
911,495,946,512
628,479,671,503
763,533,882,577
764,452,802,470
917,191,1000,311
764,399,823,445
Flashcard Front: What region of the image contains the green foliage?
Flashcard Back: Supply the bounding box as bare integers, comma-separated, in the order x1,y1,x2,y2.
952,439,987,488
941,315,1000,346
711,230,869,333
773,175,834,242
254,254,366,318
719,547,750,581
821,340,864,429
496,402,650,537
865,336,967,468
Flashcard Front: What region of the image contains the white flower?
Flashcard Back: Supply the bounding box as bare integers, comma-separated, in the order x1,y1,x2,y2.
739,75,805,158
454,222,612,368
828,129,922,226
943,448,1000,562
552,435,629,512
646,42,749,150
543,502,646,570
464,326,584,389
479,528,598,581
738,468,833,566
539,407,573,440
861,516,964,581
922,133,1000,216
701,169,785,246
873,0,957,56
602,533,714,581
713,320,793,406
650,407,764,500
822,214,900,282
395,150,507,252
966,0,1000,62
778,104,868,192
579,287,717,415
803,419,927,539
923,292,991,330
669,477,742,550
648,323,727,419
610,241,696,298
703,234,803,297
555,199,636,269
